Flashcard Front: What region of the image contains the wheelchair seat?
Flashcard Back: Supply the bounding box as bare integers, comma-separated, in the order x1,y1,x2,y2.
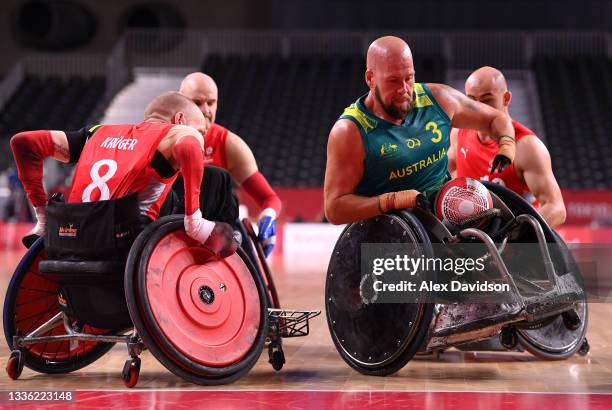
39,260,124,277
34,194,142,330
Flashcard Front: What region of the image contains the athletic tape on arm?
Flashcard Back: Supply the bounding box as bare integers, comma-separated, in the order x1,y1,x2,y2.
10,130,55,207
172,135,205,215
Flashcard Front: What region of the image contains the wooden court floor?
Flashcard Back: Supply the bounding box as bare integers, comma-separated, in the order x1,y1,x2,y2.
1,250,611,395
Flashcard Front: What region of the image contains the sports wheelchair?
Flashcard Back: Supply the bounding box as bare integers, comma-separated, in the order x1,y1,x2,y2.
326,182,589,376
4,194,319,387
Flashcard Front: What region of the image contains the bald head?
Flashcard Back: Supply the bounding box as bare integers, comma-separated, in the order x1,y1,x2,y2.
466,66,508,94
465,66,511,112
179,72,219,125
365,36,415,121
144,91,207,134
366,36,413,71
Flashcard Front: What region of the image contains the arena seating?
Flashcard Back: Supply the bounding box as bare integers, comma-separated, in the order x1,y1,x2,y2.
534,57,612,189
2,55,609,191
0,75,105,169
202,54,446,187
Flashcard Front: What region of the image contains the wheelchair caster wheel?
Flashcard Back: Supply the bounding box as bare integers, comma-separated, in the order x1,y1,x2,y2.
268,344,285,371
500,327,518,350
562,310,581,331
6,350,24,380
578,338,590,356
122,357,141,388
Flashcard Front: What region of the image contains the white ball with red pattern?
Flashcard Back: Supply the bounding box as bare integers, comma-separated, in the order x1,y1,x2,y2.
435,177,493,225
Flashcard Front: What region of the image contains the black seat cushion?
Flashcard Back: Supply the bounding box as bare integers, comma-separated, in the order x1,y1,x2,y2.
39,260,124,276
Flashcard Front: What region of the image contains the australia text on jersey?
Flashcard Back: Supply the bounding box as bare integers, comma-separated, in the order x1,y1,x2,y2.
388,147,446,180
100,136,139,151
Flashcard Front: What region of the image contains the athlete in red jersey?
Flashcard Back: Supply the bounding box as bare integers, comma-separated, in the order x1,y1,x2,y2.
202,123,229,169
11,92,238,255
69,121,176,221
454,121,539,206
180,72,281,257
448,66,566,228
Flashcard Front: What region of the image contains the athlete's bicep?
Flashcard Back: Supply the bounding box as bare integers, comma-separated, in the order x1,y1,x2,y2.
225,132,258,184
429,83,503,132
519,137,563,204
324,120,365,202
173,125,204,147
49,131,70,162
159,124,204,168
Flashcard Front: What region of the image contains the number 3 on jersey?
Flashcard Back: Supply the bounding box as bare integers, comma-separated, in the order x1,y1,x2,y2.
426,121,443,143
82,159,118,202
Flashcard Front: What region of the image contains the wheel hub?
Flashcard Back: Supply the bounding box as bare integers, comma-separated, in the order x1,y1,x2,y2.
198,286,215,305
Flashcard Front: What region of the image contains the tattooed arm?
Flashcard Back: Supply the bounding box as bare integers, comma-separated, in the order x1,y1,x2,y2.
11,125,96,205
427,83,516,173
49,131,70,162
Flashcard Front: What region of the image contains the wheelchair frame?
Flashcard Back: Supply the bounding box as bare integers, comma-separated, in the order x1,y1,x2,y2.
325,182,589,376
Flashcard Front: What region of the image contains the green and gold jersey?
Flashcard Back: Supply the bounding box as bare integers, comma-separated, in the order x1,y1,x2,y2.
339,83,451,198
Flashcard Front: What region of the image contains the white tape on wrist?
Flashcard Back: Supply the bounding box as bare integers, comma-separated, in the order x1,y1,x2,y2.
31,206,47,236
184,209,215,243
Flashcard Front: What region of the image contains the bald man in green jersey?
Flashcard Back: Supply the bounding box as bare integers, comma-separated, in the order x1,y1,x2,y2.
324,36,517,224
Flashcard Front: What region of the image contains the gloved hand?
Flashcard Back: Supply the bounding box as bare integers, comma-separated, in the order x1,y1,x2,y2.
489,154,512,175
490,134,515,174
378,189,420,213
257,208,277,257
415,193,432,212
184,210,241,257
22,206,46,248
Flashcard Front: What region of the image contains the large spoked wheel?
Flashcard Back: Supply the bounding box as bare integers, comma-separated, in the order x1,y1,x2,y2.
326,211,434,376
125,216,268,385
3,239,115,375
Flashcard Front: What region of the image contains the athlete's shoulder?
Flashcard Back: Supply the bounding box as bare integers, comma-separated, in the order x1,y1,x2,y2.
339,102,376,134
169,123,199,134
206,123,230,144
514,132,551,175
209,123,229,134
412,83,438,108
329,117,362,145
422,83,459,104
418,83,453,122
167,124,204,145
512,120,537,139
328,119,365,161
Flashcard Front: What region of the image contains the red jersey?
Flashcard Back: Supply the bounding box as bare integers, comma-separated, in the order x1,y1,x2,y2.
456,120,539,207
204,123,229,169
69,122,177,220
